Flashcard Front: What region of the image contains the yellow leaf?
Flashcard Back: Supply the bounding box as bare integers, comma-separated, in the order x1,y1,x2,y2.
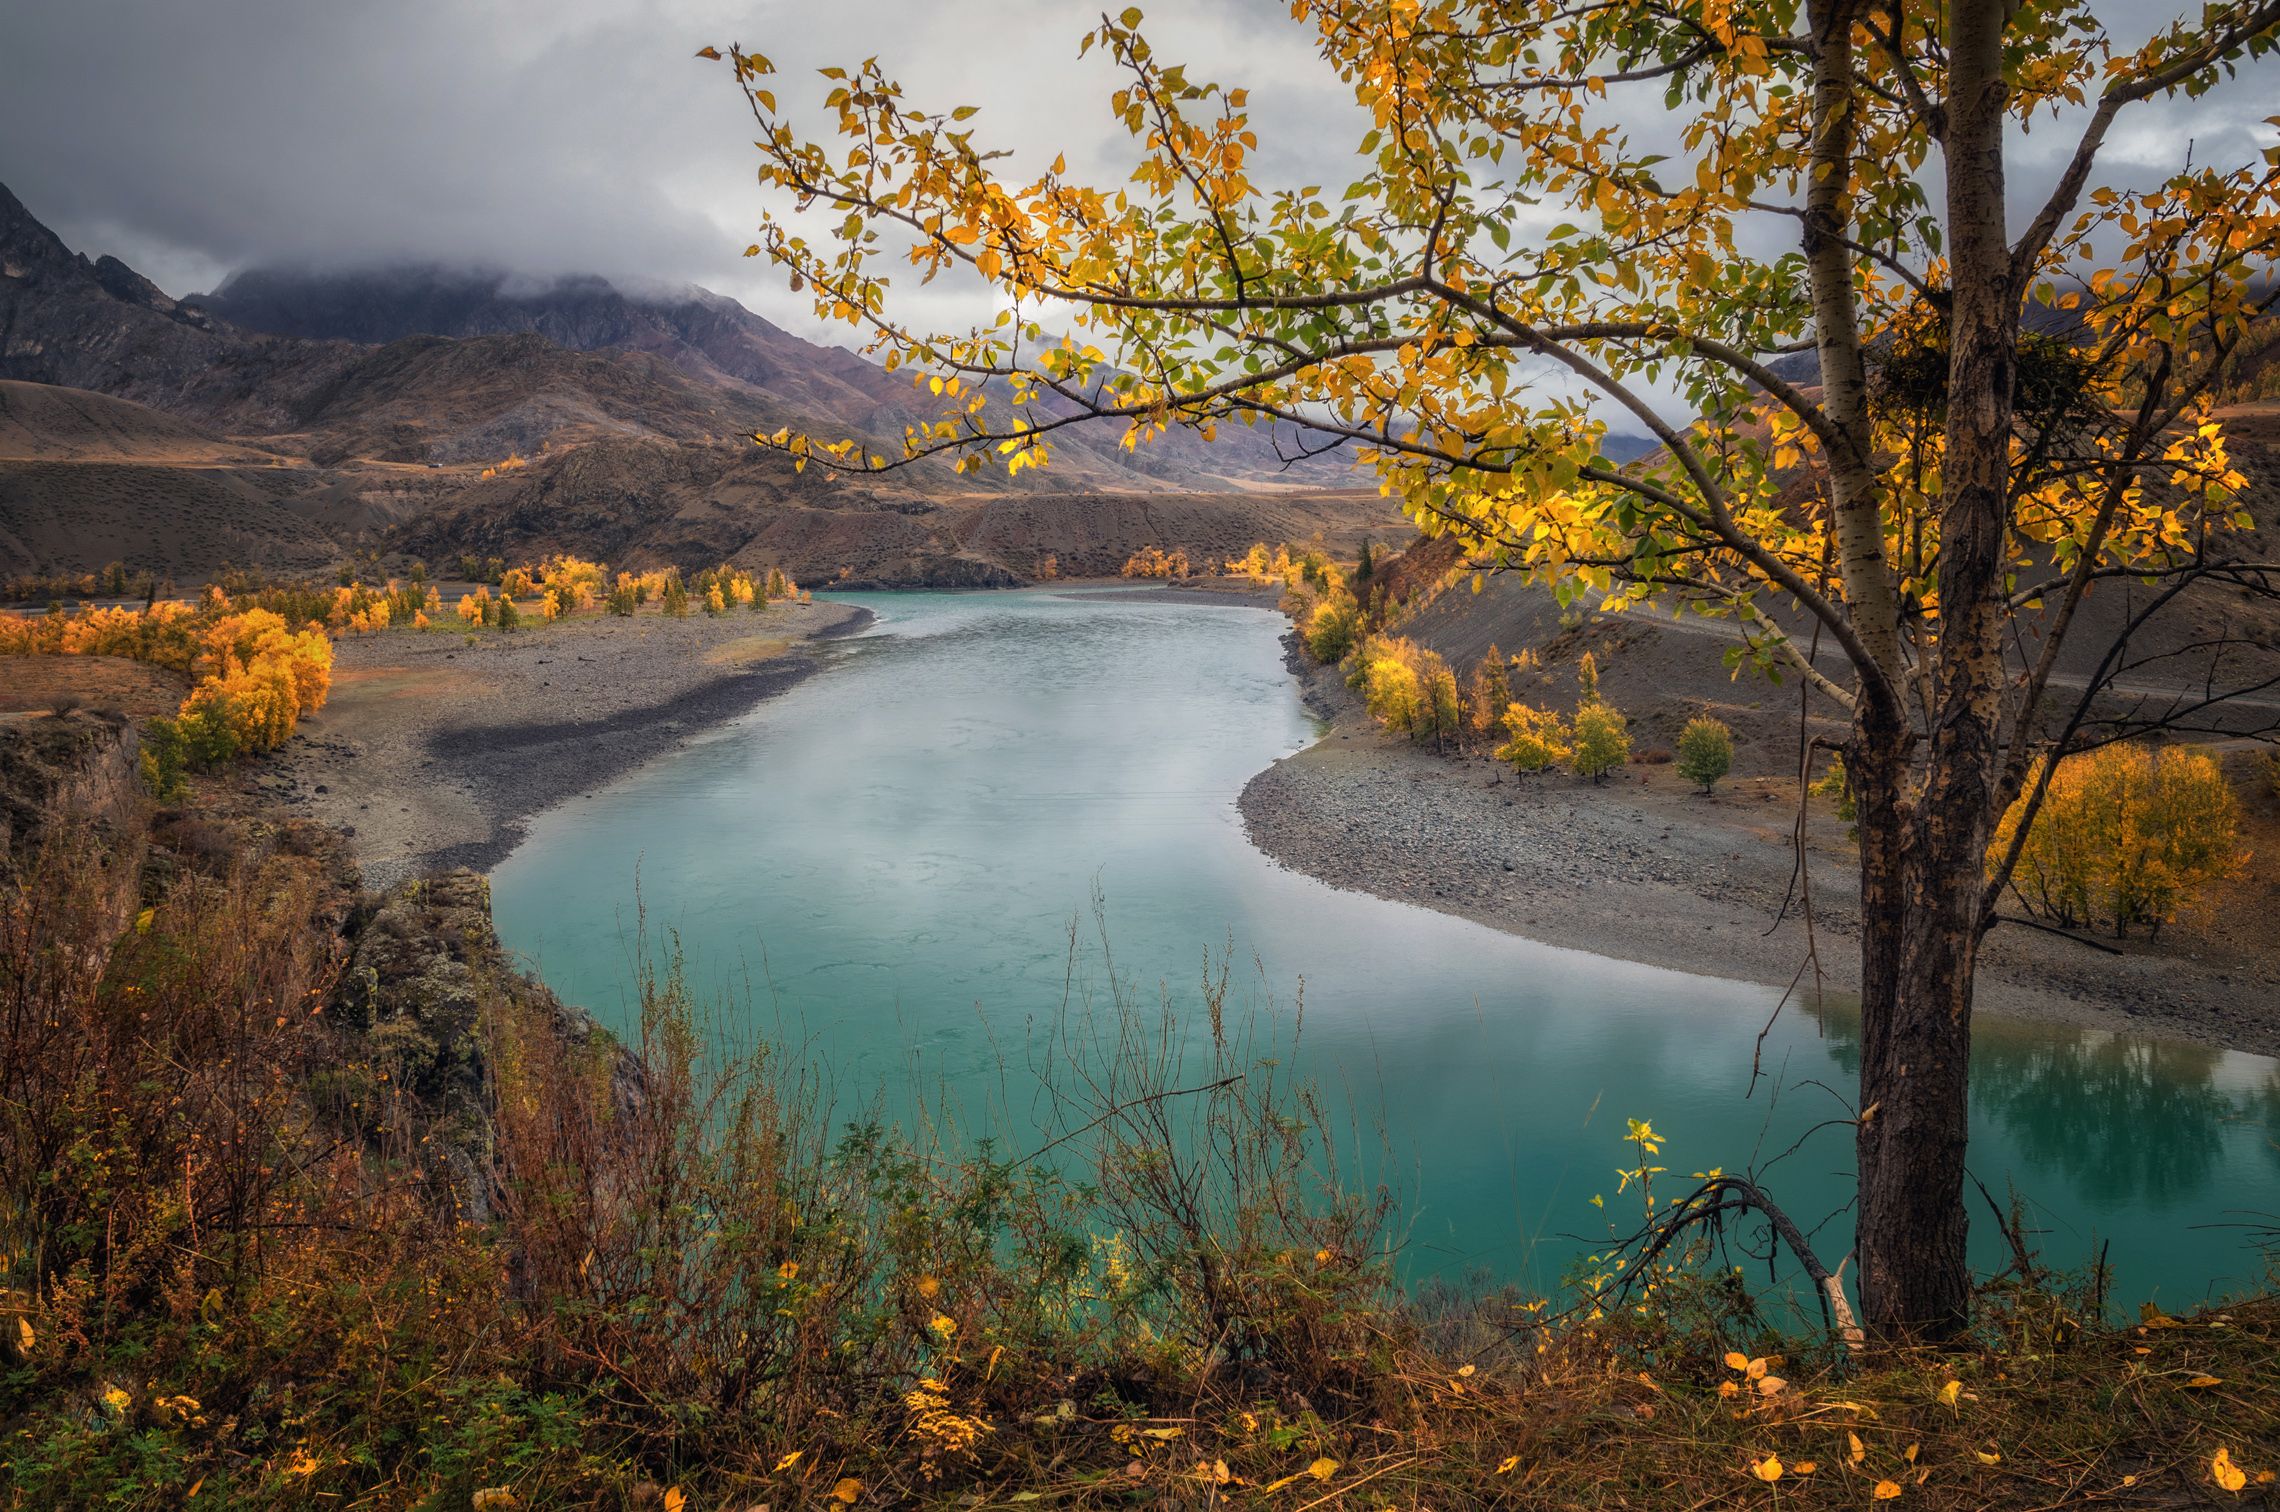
1751,1454,1784,1483
1903,1443,1919,1464
1792,1461,1817,1475
1496,1456,1520,1474
1975,1450,2002,1465
1873,1480,1903,1500
1141,1426,1184,1440
1848,1432,1866,1465
694,45,722,59
663,1491,685,1512
1938,1380,1962,1407
1757,1375,1787,1397
2185,1375,2223,1388
1725,1351,1749,1371
2212,1448,2247,1493
1308,1457,1340,1481
1746,1356,1769,1380
831,1478,862,1505
14,1317,30,1352
773,1451,803,1472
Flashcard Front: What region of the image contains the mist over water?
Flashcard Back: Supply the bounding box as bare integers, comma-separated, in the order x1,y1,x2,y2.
490,588,2280,1310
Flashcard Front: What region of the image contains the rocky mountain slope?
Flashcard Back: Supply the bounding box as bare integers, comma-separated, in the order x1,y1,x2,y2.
1,182,1403,584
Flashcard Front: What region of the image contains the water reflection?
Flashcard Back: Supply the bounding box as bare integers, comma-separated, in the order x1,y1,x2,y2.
1815,999,2268,1210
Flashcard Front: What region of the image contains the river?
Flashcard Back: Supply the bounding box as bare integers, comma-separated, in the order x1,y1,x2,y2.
490,588,2280,1310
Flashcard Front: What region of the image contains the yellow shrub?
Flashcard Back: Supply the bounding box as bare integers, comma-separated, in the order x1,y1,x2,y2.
1496,703,1571,774
1357,635,1460,745
1993,743,2245,937
1121,545,1191,579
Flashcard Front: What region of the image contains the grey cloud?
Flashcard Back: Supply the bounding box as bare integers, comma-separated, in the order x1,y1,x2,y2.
1,0,2271,378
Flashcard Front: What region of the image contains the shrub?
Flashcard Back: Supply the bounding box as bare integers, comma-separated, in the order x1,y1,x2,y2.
1302,591,1363,663
1495,703,1570,774
1357,635,1461,747
1120,545,1190,579
1993,743,2245,937
1675,716,1734,792
534,555,607,612
1570,700,1631,783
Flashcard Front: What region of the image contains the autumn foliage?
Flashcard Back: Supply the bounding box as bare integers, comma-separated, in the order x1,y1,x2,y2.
1,597,333,775
1352,634,1461,748
1992,744,2245,937
1120,545,1191,579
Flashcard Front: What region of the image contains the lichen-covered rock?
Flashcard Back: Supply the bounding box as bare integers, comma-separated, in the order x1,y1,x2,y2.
0,708,140,881
336,866,639,1218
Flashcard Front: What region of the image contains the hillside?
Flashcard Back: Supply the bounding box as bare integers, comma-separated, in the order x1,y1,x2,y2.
189,263,1364,490
385,435,1400,587
0,182,1411,584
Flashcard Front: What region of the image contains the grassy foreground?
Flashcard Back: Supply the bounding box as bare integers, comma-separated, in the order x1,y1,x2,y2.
2,757,2276,1508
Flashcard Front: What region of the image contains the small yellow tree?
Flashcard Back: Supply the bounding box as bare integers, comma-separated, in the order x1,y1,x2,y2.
1570,702,1632,784
1993,744,2244,938
1495,704,1570,775
1468,646,1514,749
1302,592,1363,664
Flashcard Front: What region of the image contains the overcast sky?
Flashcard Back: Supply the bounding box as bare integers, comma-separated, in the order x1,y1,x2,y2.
2,0,2272,358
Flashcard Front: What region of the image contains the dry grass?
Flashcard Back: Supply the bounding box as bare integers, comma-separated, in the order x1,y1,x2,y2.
2,784,2276,1508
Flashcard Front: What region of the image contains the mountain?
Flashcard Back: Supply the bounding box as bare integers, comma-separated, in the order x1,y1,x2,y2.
0,183,1403,584
189,262,1362,489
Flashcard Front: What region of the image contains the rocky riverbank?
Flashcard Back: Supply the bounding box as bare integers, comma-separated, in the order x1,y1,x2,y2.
1240,639,2280,1059
263,599,872,889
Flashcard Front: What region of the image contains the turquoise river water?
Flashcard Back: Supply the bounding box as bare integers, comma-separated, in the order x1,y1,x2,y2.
491,588,2280,1310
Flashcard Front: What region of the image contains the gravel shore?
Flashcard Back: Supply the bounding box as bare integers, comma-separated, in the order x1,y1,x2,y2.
264,600,871,889
1241,643,2280,1058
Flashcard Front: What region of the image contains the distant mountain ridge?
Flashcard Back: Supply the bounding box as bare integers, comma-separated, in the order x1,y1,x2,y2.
0,182,1410,584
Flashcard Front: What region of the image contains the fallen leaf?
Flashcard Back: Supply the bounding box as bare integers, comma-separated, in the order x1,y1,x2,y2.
1937,1380,1962,1407
2212,1449,2247,1493
773,1452,803,1473
1752,1454,1784,1483
1496,1456,1520,1475
1308,1457,1339,1481
832,1478,862,1505
2185,1375,2224,1388
1725,1351,1751,1371
1848,1432,1867,1466
1873,1480,1903,1500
